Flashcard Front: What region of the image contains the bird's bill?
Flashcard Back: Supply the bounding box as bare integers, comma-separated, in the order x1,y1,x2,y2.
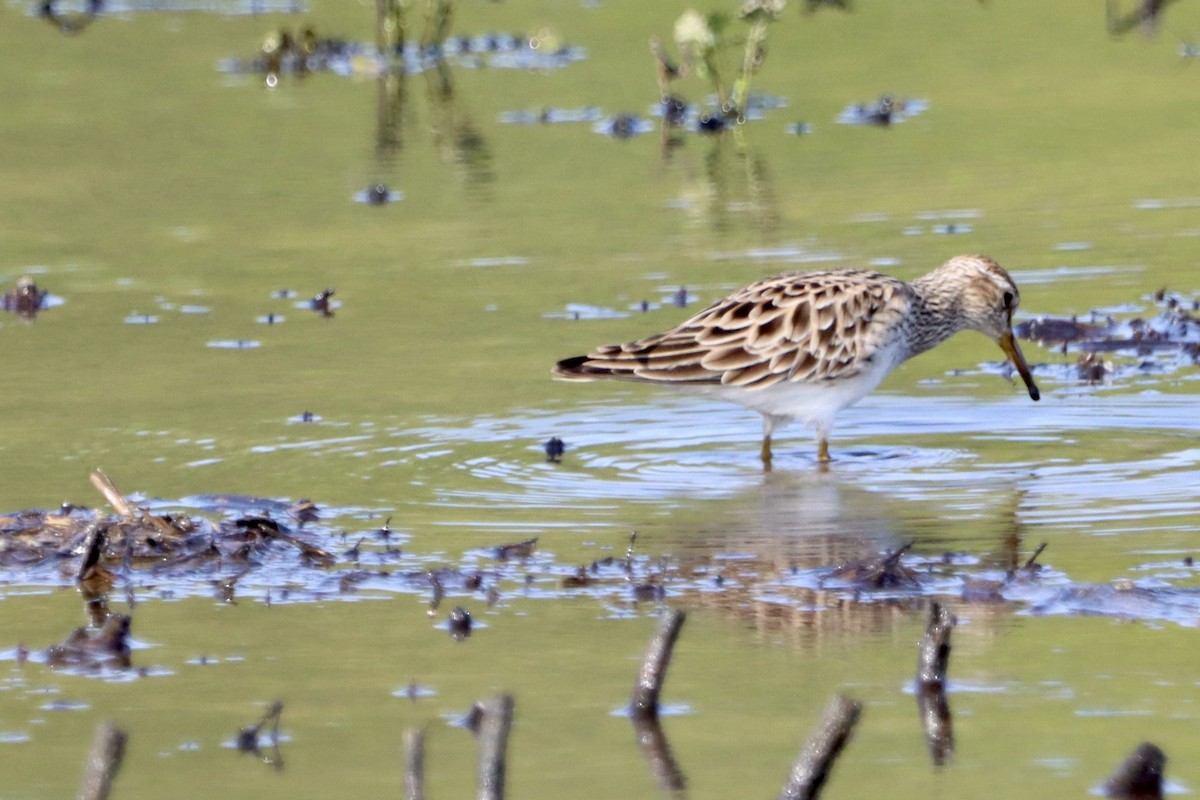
998,331,1040,401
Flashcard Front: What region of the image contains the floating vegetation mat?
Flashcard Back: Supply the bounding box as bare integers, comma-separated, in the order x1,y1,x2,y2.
218,30,587,81
1016,288,1200,385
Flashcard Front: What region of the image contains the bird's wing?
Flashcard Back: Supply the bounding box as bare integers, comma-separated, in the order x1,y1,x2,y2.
555,270,914,389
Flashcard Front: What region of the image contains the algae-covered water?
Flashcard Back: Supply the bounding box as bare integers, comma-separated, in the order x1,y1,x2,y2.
3,0,1200,797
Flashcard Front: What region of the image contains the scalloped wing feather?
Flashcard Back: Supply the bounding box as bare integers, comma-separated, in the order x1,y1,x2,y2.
554,270,914,389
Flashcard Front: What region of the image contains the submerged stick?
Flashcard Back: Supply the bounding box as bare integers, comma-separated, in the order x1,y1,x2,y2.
404,727,426,800
630,608,686,720
477,694,515,800
778,695,862,800
1022,542,1048,571
1103,742,1165,799
916,602,954,686
631,715,687,797
915,602,956,765
77,720,127,800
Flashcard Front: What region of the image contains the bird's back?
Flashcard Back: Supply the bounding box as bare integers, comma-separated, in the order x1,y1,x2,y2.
554,269,916,390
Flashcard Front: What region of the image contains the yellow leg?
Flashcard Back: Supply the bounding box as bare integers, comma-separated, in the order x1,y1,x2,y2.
760,435,773,471
817,438,831,463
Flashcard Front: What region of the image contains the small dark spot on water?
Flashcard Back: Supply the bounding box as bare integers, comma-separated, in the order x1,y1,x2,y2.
272,289,297,300
544,303,630,321
696,112,727,134
658,96,688,126
931,223,972,235
447,607,472,640
837,95,928,126
498,106,603,125
207,339,261,349
354,184,403,205
631,583,663,602
308,288,336,317
256,313,285,324
544,436,565,463
785,121,814,135
458,703,485,732
593,114,654,139
125,312,159,325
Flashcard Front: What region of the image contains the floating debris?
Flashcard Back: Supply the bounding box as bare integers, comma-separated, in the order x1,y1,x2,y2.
234,700,285,769
309,288,336,317
354,184,403,205
593,114,655,139
38,0,305,15
836,95,928,126
826,541,920,590
543,303,631,321
1076,351,1113,384
1016,290,1200,384
219,28,586,82
492,538,538,561
447,606,472,640
2,276,49,319
45,615,132,673
498,107,604,125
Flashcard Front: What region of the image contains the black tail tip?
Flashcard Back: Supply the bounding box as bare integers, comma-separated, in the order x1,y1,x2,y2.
554,355,590,375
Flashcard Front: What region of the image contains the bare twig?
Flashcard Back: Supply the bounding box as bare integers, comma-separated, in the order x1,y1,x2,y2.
89,470,134,518
630,608,686,720
77,721,127,800
477,694,515,800
778,695,862,800
1022,541,1048,571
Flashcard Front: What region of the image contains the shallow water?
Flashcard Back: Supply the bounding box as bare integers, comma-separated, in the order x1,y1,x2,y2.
5,0,1200,797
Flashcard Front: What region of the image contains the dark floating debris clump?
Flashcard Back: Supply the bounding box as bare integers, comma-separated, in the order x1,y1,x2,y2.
1016,288,1200,386
543,437,565,463
3,276,62,320
836,95,928,126
354,184,403,205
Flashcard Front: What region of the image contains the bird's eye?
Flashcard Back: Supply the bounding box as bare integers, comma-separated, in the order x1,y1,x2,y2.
1003,291,1014,310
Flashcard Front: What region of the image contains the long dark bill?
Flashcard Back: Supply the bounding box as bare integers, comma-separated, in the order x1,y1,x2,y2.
998,331,1040,401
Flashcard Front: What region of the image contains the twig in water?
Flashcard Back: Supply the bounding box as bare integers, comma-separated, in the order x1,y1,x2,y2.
477,694,515,800
1022,541,1048,571
630,608,686,720
404,727,426,800
915,602,955,765
89,470,134,518
631,714,687,797
77,720,127,800
778,694,863,800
